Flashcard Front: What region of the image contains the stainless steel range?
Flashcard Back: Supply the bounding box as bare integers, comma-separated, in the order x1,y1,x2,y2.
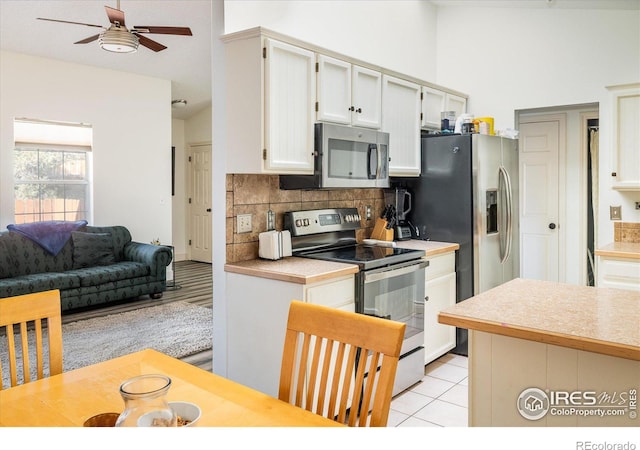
284,207,427,396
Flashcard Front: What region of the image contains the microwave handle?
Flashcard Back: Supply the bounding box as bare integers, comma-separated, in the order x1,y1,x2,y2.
367,144,382,179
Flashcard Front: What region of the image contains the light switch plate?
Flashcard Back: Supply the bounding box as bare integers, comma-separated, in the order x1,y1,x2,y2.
610,206,622,221
237,214,252,233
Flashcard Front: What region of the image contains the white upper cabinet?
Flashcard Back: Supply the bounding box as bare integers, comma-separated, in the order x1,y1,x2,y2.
445,92,467,119
422,87,468,131
608,83,640,190
352,66,382,128
382,75,422,177
317,55,382,129
421,86,446,130
264,39,316,173
223,32,315,174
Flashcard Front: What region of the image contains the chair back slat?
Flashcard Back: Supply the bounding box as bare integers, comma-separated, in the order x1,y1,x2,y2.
0,290,63,389
279,300,405,427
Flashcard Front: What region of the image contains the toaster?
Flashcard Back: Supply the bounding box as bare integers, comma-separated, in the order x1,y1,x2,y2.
258,230,292,260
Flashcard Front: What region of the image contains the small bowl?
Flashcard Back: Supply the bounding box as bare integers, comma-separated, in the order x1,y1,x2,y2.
169,401,201,427
83,412,120,427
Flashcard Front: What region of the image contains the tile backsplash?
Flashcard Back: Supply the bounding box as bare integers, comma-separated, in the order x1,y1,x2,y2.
614,222,640,243
226,174,386,263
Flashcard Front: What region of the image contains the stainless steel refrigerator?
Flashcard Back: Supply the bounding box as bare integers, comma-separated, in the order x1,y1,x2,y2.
392,133,519,356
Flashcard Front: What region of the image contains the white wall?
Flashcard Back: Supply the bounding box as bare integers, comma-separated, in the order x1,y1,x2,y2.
171,118,187,260
171,107,212,262
435,6,640,247
0,51,173,244
185,107,213,144
224,0,439,82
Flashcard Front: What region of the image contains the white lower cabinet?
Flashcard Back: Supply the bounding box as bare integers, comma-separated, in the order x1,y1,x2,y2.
423,252,457,364
227,273,355,397
597,256,640,291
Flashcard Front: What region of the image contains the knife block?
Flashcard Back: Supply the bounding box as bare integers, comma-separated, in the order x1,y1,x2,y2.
370,218,394,241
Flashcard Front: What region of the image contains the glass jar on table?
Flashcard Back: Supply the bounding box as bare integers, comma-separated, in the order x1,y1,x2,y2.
115,374,177,427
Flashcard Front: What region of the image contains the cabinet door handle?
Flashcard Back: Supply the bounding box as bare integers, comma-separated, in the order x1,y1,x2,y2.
349,106,355,111
424,296,429,302
356,108,362,113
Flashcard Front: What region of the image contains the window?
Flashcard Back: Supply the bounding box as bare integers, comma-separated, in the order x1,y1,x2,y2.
13,119,93,224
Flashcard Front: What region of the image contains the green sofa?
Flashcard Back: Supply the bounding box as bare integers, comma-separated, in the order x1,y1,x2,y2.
0,225,172,312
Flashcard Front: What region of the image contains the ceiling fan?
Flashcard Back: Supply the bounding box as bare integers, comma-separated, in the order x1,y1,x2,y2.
36,0,192,53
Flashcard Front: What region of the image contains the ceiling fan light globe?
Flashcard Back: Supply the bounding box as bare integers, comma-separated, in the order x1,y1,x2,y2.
99,27,139,53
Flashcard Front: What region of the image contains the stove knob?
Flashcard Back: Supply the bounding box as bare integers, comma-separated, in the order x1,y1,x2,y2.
303,219,310,226
295,219,302,227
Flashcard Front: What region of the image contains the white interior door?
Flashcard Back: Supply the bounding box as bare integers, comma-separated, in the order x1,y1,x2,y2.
519,120,560,281
190,144,212,263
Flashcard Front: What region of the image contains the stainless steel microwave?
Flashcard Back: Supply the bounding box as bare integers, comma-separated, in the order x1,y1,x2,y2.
279,123,390,190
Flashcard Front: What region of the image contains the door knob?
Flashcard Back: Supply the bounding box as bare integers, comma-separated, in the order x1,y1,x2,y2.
206,208,212,212
549,223,556,230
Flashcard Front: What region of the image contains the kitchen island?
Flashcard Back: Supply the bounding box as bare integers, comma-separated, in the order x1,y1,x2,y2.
438,278,639,427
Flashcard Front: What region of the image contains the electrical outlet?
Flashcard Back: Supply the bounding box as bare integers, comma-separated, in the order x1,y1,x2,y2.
610,206,622,221
237,214,252,233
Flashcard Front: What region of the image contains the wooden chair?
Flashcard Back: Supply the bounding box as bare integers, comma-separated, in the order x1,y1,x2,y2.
0,290,63,389
278,300,406,427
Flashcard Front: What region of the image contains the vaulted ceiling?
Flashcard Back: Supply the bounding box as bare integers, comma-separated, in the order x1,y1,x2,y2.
0,1,212,120
2,1,638,120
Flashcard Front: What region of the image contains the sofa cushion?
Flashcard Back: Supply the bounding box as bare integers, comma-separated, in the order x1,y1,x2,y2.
0,231,75,277
0,272,81,298
69,261,150,287
72,232,116,269
0,234,13,279
85,226,132,262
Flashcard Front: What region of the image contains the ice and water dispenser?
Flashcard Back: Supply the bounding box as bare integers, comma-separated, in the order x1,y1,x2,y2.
486,190,498,234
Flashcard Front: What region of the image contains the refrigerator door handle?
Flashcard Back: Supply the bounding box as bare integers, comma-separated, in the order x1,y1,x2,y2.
499,166,513,264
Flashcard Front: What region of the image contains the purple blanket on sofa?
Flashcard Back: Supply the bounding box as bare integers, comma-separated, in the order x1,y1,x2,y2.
7,220,88,255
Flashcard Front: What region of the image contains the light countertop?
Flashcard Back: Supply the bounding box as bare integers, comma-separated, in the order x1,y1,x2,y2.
395,240,460,256
438,278,640,361
224,240,458,284
224,257,358,284
595,242,640,259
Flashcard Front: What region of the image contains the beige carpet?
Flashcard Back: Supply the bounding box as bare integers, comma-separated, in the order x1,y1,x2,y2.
1,301,213,386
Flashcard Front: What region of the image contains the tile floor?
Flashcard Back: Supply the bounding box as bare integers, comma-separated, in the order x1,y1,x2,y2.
388,352,468,427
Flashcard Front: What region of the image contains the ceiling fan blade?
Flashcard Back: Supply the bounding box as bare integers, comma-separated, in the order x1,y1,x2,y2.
105,6,126,26
75,34,101,44
133,26,192,36
37,17,103,28
136,34,167,52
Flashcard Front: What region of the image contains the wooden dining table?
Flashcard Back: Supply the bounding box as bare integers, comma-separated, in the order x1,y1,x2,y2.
0,348,342,427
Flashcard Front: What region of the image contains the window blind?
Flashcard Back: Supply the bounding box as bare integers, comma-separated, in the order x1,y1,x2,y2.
14,118,93,151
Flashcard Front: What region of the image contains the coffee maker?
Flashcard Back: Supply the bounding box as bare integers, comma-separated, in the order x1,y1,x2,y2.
384,188,413,241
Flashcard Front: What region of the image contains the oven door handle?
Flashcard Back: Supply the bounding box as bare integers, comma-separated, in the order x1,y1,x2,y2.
363,260,428,283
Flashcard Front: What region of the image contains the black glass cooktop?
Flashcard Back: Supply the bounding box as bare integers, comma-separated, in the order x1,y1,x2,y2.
297,244,424,270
